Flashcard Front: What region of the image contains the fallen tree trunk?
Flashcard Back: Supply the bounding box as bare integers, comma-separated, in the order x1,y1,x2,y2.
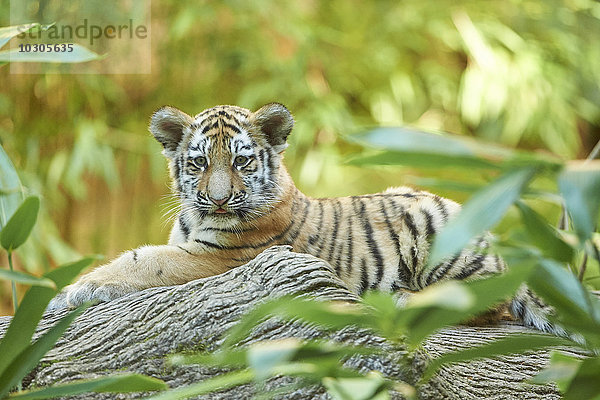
0,246,563,399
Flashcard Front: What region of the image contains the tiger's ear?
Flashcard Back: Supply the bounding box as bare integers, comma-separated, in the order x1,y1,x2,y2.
149,106,194,159
253,103,294,153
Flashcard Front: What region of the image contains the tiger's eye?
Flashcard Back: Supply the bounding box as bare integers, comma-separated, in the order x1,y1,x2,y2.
194,156,208,168
234,155,249,166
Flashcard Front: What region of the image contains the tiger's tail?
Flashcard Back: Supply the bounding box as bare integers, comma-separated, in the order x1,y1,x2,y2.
510,284,568,337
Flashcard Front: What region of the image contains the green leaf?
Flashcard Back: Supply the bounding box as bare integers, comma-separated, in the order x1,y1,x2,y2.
564,356,600,400
323,374,389,400
250,340,376,381
247,339,302,380
347,151,500,170
0,196,39,252
360,267,533,349
428,168,535,266
350,127,561,170
0,23,41,49
0,269,56,289
526,260,600,342
221,297,289,349
528,260,596,319
45,256,99,289
360,291,410,342
350,127,514,162
422,334,572,382
0,304,89,398
515,201,575,262
0,44,101,63
145,369,254,400
531,352,582,393
404,262,535,346
171,340,372,399
0,257,96,377
558,162,600,243
0,144,24,230
9,374,167,399
88,374,166,392
0,287,54,378
222,296,371,349
404,281,474,310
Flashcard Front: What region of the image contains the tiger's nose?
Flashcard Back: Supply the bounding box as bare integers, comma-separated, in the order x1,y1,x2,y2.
209,194,230,206
207,169,232,206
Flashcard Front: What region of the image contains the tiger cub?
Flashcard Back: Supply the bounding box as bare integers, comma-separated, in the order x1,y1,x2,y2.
49,103,553,333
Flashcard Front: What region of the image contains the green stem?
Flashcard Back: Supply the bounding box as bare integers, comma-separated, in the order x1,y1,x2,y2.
577,251,588,282
146,369,254,400
8,250,18,314
7,250,22,392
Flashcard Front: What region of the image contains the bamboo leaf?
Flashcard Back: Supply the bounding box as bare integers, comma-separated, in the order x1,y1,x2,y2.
0,269,56,289
531,352,582,393
563,356,600,400
323,374,389,400
515,201,575,262
346,151,500,170
526,259,600,342
9,374,167,399
428,168,535,266
558,161,600,244
222,296,371,349
350,127,513,161
528,260,596,319
0,257,96,377
422,334,571,382
46,256,99,289
248,339,302,380
145,369,254,400
0,144,24,230
0,196,40,252
349,127,561,171
0,305,89,397
0,23,42,49
404,262,535,346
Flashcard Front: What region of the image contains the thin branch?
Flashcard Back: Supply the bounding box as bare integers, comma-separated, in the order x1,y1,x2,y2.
577,252,588,282
584,138,600,164
560,138,600,278
557,204,569,231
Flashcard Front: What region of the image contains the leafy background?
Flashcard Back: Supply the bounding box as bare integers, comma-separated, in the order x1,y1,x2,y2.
1,0,600,315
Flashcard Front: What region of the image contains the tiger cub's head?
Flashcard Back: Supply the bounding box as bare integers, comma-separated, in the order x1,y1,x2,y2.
149,103,294,224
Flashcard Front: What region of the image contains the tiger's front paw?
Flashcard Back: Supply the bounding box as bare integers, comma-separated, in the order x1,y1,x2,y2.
47,280,137,310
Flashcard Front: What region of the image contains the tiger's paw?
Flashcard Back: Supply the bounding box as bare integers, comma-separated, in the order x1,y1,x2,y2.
47,281,137,310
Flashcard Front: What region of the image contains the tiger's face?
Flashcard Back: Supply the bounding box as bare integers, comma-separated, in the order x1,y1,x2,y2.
149,103,294,225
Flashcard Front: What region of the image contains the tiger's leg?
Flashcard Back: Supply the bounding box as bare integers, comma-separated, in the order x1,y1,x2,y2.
416,237,563,335
47,244,234,309
510,285,567,336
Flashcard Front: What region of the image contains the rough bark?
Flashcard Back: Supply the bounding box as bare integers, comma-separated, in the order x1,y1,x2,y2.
0,245,562,399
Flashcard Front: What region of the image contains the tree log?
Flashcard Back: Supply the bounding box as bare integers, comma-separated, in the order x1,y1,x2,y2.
0,246,563,399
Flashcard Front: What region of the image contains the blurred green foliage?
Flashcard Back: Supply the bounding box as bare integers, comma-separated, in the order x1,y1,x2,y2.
0,0,599,315
0,188,165,397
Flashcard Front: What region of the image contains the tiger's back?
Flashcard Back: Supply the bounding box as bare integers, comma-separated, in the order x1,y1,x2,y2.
278,188,504,295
